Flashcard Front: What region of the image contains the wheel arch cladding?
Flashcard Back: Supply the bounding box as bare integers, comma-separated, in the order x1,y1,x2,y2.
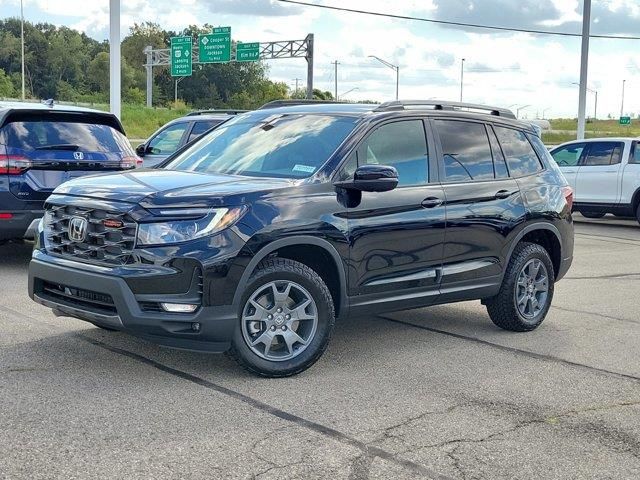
232,237,348,318
511,224,562,279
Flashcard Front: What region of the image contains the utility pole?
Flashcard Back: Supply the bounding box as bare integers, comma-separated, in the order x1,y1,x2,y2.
576,0,591,140
292,77,301,95
621,79,626,117
331,60,339,101
460,58,465,102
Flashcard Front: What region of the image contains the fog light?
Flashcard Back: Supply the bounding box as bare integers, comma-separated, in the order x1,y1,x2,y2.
191,322,201,332
160,303,198,313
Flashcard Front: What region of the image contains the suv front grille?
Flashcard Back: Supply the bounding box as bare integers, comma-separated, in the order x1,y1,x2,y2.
44,204,137,265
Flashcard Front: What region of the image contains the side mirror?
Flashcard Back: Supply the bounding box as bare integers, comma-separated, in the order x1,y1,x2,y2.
335,165,399,192
135,143,147,157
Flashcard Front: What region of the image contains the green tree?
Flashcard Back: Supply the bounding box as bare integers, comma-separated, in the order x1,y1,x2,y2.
0,69,15,97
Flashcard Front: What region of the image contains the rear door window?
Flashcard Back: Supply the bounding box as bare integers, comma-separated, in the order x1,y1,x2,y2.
147,122,190,155
187,120,221,143
4,120,129,153
435,120,494,182
551,143,586,167
494,126,543,176
582,142,623,166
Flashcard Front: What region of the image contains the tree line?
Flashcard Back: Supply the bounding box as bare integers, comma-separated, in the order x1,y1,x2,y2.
0,20,335,109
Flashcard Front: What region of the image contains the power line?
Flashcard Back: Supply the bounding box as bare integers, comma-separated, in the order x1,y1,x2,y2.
277,0,640,40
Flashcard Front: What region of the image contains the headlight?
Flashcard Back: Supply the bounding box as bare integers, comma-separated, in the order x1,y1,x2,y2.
137,207,245,246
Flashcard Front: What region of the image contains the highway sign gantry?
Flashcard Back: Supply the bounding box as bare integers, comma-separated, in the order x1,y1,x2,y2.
199,27,231,63
236,42,260,62
170,36,192,77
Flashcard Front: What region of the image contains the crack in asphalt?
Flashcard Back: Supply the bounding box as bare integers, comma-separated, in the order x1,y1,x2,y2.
564,272,640,281
551,305,640,326
75,333,455,480
377,315,640,383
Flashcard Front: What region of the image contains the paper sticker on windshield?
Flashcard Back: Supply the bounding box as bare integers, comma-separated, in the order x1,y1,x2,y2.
293,164,316,173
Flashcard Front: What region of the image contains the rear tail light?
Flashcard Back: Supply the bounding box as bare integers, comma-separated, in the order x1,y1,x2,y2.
119,156,142,170
0,213,14,220
562,185,574,211
0,154,32,175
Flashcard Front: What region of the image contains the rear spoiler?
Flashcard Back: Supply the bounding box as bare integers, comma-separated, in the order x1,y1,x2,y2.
0,109,126,135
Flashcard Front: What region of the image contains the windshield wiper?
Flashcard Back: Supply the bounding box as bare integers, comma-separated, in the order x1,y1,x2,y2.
35,144,80,151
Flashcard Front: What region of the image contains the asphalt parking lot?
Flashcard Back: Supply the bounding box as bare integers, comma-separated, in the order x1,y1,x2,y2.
1,216,639,480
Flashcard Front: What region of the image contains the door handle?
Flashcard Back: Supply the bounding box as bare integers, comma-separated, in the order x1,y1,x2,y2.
494,189,515,199
421,197,443,208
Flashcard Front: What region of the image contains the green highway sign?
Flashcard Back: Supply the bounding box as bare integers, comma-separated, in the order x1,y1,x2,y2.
619,116,631,125
236,42,260,62
170,36,192,77
199,27,231,63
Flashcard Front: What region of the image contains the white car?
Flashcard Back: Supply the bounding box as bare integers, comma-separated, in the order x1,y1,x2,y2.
550,138,640,223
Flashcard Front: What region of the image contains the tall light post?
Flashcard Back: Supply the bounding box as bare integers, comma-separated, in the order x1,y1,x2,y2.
20,0,25,100
368,55,399,100
338,87,359,101
621,79,626,117
572,83,597,120
516,105,530,119
576,0,591,140
460,58,465,102
542,107,551,119
109,0,121,119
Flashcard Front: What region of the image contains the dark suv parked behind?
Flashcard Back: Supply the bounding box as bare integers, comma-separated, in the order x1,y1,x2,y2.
29,100,574,377
1,102,138,242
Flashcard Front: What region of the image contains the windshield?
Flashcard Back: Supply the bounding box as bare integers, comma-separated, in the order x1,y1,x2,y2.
163,114,358,178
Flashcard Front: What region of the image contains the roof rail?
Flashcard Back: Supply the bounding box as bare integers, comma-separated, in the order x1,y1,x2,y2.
374,100,516,119
186,109,248,116
258,99,350,110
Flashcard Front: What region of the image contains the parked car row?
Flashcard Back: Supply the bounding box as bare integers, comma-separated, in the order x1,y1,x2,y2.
24,99,575,377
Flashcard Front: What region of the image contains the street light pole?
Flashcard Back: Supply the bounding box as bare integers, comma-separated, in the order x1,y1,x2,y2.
338,87,359,101
516,105,530,119
109,0,121,119
20,0,25,100
542,108,551,119
368,55,399,100
576,0,591,140
572,83,597,120
621,79,626,117
460,58,465,102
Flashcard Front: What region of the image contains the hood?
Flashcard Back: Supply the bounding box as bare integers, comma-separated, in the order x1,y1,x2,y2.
53,168,296,208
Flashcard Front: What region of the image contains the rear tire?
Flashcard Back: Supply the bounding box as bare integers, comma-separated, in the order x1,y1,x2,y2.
636,204,640,225
227,258,335,377
485,243,555,332
580,211,606,219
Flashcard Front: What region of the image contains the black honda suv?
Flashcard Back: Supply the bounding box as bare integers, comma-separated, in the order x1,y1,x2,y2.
29,100,574,377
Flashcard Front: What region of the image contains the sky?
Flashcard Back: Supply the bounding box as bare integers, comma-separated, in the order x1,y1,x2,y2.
1,0,640,118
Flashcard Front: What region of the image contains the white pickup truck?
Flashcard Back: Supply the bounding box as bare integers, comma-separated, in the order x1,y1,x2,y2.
550,138,640,223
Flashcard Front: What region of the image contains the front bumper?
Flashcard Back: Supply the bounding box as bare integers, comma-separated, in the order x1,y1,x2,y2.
29,255,238,352
0,210,43,241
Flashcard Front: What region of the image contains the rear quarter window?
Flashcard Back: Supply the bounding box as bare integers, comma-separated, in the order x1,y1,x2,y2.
494,126,543,177
4,120,131,153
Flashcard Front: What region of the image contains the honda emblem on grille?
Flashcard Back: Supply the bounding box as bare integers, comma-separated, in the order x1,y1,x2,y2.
68,216,88,242
73,151,84,160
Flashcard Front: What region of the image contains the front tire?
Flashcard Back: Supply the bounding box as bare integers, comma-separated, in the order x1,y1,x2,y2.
227,258,335,377
485,243,555,332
